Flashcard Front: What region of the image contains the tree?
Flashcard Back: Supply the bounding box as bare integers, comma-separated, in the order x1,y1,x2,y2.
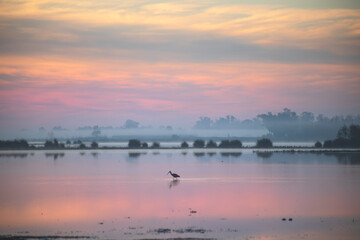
0,139,30,150
230,140,242,148
91,141,99,149
181,141,189,148
79,143,86,149
124,119,139,129
219,140,230,148
206,140,217,148
337,126,349,139
92,125,101,138
324,125,360,148
350,125,360,143
44,139,64,149
256,138,273,148
128,139,141,148
194,117,212,129
314,141,322,148
151,142,160,148
300,112,315,122
142,142,148,148
219,140,242,148
193,139,205,148
323,140,333,148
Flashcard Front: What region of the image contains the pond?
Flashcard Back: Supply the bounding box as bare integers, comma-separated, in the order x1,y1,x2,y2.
0,150,359,239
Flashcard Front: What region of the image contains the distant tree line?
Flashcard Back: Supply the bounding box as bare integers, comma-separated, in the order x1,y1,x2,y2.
180,138,273,148
193,115,263,129
258,108,360,140
128,139,160,149
0,140,31,150
319,125,360,148
0,139,102,150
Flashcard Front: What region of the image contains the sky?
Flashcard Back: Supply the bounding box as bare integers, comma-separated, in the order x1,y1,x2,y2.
0,0,360,131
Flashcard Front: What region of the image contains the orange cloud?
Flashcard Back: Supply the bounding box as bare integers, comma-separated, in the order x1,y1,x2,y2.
1,1,359,53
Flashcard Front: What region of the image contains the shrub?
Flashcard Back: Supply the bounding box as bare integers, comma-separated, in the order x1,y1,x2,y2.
151,142,160,148
230,140,242,148
44,139,64,149
314,141,322,148
181,141,189,148
206,140,217,148
91,141,99,149
128,139,141,148
256,138,273,148
193,139,205,148
79,143,86,149
219,140,230,148
219,140,242,148
323,140,333,148
0,139,30,150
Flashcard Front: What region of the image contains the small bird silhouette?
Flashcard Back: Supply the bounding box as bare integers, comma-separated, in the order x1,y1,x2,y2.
167,171,180,179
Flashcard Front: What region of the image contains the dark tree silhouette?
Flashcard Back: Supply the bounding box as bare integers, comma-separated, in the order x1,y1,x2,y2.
323,140,333,148
314,141,322,148
337,126,349,139
181,141,189,148
193,139,205,148
79,143,86,149
128,139,141,148
230,140,242,148
0,139,30,150
219,140,242,148
44,139,65,149
256,138,273,148
323,124,360,148
258,108,360,140
91,141,99,149
142,142,148,148
350,125,360,143
151,142,160,148
206,140,217,148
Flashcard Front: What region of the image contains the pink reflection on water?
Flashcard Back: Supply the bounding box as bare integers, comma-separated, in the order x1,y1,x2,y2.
0,151,360,239
1,175,360,227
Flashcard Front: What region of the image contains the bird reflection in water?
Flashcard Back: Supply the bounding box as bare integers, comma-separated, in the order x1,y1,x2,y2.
169,179,180,189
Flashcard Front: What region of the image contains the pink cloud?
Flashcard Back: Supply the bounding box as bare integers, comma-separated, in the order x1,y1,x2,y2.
0,56,359,129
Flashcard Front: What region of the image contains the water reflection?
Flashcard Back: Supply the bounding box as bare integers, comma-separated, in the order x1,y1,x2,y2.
0,153,29,158
193,152,205,157
128,152,141,158
220,152,242,157
169,179,180,189
252,151,360,165
326,152,360,165
121,150,360,166
0,150,360,239
45,153,65,160
256,151,273,159
207,152,216,157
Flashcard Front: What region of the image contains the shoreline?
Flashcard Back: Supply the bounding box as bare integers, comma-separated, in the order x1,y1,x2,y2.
1,147,360,153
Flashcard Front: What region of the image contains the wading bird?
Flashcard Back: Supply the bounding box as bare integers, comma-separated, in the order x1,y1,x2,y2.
167,171,180,179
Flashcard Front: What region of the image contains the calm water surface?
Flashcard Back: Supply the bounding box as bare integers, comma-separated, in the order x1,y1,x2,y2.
0,150,360,239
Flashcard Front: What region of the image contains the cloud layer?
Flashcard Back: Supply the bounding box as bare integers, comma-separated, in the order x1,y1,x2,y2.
0,0,359,130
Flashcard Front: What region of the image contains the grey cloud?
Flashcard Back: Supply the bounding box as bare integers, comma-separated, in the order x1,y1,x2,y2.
1,18,359,64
